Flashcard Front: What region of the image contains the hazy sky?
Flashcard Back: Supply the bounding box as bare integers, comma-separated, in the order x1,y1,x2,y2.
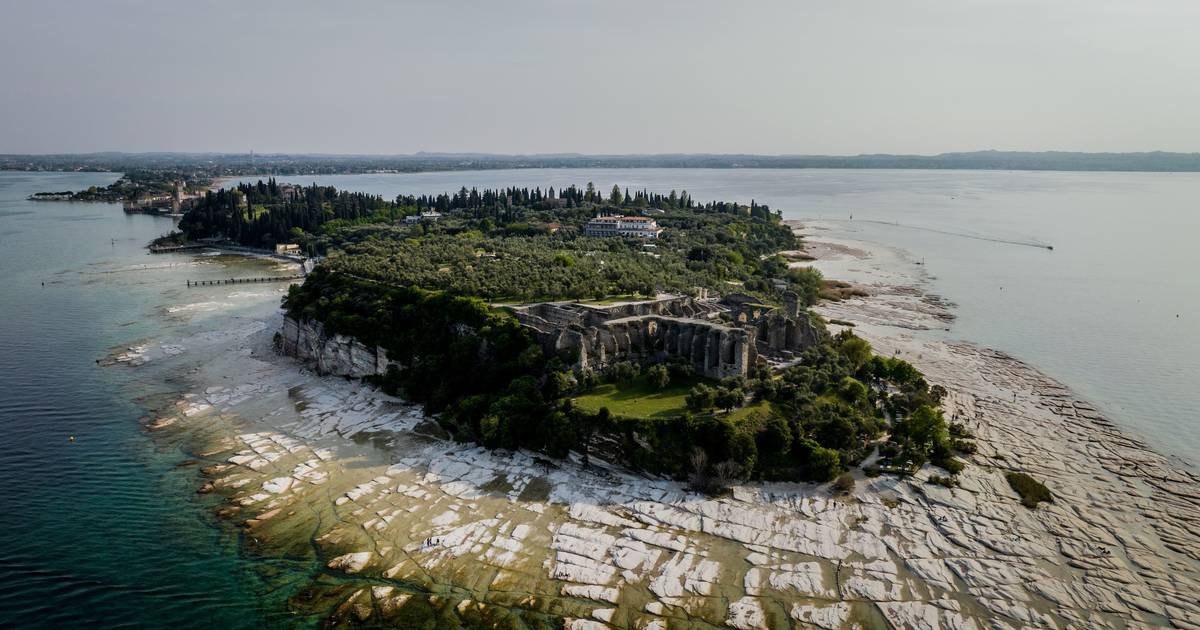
2,0,1199,155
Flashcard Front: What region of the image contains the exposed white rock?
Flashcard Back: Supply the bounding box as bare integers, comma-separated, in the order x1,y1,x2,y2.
789,602,850,629
327,551,372,574
725,596,767,630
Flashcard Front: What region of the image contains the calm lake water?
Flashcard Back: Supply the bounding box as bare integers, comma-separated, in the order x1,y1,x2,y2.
1,168,1196,626
0,171,306,627
233,169,1200,467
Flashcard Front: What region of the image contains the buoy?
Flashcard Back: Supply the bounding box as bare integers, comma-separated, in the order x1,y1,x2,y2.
68,436,75,442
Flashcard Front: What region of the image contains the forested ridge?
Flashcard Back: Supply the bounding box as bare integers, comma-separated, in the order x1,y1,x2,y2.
13,149,1200,178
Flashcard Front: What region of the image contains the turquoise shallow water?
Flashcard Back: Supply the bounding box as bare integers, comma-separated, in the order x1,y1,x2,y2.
236,169,1200,467
0,172,307,627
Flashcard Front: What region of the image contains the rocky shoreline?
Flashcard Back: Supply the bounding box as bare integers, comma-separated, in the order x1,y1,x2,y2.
117,234,1200,629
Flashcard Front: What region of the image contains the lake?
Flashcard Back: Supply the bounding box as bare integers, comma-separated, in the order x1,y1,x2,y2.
1,167,1196,626
0,171,305,627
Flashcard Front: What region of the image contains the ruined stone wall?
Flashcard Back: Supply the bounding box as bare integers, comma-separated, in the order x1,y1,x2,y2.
755,310,824,357
574,296,720,326
569,316,754,379
512,296,721,330
511,295,827,378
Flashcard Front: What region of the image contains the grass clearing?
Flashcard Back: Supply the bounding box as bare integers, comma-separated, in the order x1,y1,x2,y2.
573,376,773,424
572,375,698,419
726,399,773,423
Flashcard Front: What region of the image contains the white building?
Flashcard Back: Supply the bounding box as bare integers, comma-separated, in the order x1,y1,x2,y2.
584,215,662,239
404,210,443,224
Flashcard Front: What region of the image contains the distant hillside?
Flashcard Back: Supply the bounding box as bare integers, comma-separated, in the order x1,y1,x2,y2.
4,149,1200,175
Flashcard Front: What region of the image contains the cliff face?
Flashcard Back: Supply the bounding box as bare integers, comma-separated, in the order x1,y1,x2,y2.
279,316,392,377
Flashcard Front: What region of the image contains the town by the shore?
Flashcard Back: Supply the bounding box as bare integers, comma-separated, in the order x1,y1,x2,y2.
112,229,1200,629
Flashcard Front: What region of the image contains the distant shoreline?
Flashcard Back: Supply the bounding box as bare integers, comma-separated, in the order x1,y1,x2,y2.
9,148,1200,177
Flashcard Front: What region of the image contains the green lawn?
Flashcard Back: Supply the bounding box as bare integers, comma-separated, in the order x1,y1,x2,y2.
726,399,773,423
572,375,698,419
573,375,773,423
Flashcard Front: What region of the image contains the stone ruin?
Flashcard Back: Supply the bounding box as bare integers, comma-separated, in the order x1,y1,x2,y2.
508,293,823,379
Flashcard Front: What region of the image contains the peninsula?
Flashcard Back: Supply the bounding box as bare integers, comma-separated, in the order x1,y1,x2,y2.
109,178,1200,629
172,180,968,487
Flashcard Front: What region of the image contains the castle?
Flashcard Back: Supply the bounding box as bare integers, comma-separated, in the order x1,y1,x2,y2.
279,291,824,382
509,293,822,379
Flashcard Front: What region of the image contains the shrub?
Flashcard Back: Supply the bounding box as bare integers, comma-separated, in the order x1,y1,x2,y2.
727,430,758,473
712,460,743,493
835,332,872,372
892,405,951,469
838,377,868,404
786,266,823,306
646,364,671,389
685,384,716,411
752,377,778,401
832,472,856,495
952,439,977,455
949,421,974,439
796,438,842,482
686,448,709,493
1006,472,1053,509
927,474,957,488
757,414,793,456
577,369,599,390
934,456,964,475
607,361,639,384
714,387,744,412
667,360,694,379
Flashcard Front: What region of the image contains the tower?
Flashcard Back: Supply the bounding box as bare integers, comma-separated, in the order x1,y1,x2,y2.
783,290,800,320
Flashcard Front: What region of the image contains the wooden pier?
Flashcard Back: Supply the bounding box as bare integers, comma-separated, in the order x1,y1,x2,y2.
187,275,303,287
